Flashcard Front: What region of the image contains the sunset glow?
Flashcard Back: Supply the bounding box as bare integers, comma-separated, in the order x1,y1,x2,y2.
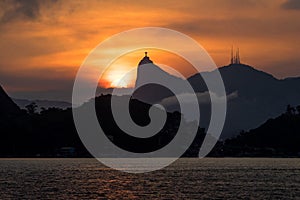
0,0,300,101
99,49,196,88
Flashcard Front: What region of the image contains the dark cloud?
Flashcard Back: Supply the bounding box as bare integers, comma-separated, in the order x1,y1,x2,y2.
281,0,300,10
0,0,57,23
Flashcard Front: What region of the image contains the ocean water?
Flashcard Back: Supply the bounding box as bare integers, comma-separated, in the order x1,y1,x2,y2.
0,158,300,199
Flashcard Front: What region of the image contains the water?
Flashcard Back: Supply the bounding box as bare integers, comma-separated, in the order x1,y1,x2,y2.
0,158,300,199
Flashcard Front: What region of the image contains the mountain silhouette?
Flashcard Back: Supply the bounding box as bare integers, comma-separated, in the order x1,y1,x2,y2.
188,63,300,138
189,63,297,99
133,52,185,103
132,54,300,139
0,81,299,157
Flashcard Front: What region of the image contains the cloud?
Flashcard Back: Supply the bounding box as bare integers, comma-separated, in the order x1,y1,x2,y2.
0,0,57,23
161,91,238,107
281,0,300,10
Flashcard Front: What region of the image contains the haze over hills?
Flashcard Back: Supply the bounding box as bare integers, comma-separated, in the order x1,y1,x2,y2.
12,98,72,111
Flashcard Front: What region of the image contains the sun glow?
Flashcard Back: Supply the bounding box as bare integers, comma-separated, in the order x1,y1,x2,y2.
100,60,137,88
99,49,196,88
106,68,134,88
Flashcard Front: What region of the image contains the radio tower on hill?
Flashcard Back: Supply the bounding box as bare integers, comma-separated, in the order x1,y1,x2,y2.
230,46,241,64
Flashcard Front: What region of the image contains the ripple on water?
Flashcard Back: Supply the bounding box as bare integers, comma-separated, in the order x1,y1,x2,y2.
0,158,300,199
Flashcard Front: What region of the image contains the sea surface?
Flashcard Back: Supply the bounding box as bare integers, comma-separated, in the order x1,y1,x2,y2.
0,158,300,199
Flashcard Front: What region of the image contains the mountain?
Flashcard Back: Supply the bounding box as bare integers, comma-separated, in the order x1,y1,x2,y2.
133,53,300,139
133,52,185,103
189,63,299,101
188,63,300,138
12,98,72,111
0,85,20,117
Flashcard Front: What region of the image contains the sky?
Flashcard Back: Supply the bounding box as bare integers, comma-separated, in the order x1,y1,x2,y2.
0,0,300,101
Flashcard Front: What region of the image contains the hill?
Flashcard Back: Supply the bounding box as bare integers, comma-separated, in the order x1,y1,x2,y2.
188,64,300,138
221,105,300,157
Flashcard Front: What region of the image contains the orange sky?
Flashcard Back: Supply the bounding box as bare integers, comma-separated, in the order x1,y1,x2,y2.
0,0,300,101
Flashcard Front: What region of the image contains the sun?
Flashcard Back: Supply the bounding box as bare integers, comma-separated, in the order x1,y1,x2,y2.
99,56,138,88
108,70,131,88
102,64,136,88
111,78,128,88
